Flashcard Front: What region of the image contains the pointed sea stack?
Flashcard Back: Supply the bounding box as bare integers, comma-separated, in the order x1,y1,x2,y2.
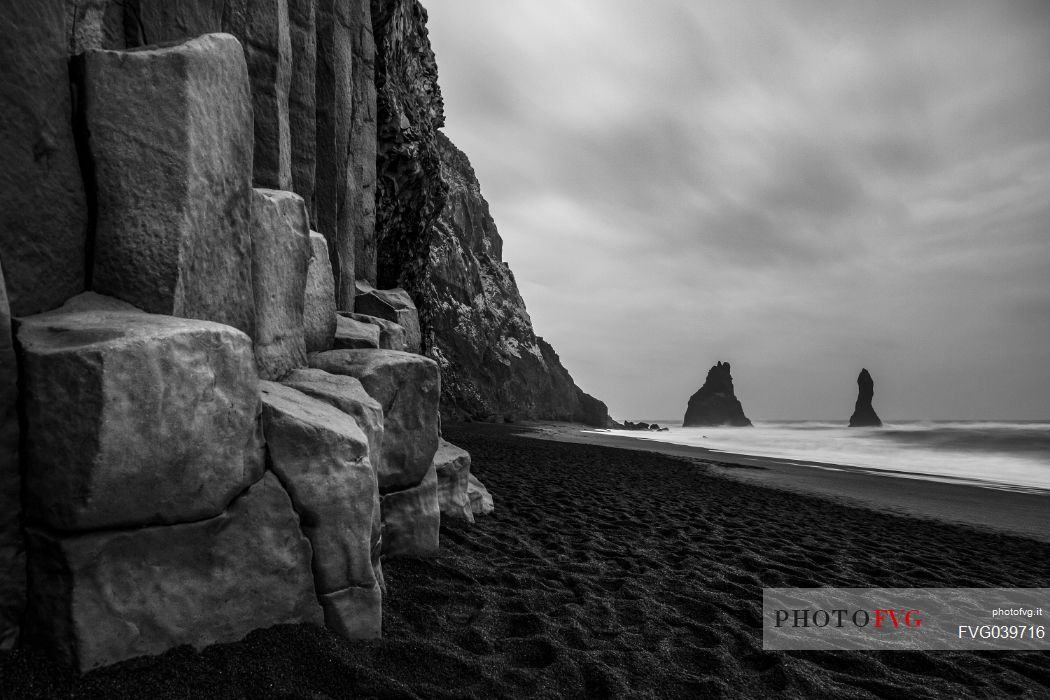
848,368,882,427
683,362,752,427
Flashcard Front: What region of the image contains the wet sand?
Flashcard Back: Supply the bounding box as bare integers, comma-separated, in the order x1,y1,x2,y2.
523,422,1050,544
1,422,1048,698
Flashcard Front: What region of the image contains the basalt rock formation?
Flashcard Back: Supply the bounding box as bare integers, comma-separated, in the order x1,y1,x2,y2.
848,368,883,427
0,0,504,671
683,362,753,427
426,133,611,426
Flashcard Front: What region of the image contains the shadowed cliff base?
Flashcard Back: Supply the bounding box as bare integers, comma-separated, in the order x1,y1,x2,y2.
3,424,1048,698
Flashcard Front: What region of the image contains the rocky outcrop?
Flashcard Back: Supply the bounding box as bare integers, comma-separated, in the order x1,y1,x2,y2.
380,461,439,557
304,232,337,352
260,382,382,637
85,34,256,336
354,283,421,353
372,0,448,328
0,0,555,669
308,349,441,558
348,312,408,351
335,314,381,349
434,439,472,522
281,368,385,480
16,293,265,531
467,474,494,517
309,349,439,493
0,1,89,316
682,362,752,427
427,134,610,426
849,368,883,427
24,472,322,672
250,188,312,380
0,259,22,650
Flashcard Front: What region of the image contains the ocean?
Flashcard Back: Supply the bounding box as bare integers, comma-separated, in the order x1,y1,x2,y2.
591,421,1050,493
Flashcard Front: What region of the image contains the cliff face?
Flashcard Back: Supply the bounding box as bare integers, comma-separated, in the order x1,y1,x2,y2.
426,133,610,426
371,0,447,332
683,361,752,427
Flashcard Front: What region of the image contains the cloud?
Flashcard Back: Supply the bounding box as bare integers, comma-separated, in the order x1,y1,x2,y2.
424,0,1050,420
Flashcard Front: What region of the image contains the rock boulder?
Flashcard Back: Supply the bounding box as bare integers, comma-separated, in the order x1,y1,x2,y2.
281,368,384,478
380,462,439,558
682,361,752,427
346,313,407,351
309,349,439,493
23,472,322,672
260,383,381,603
334,314,380,350
434,439,472,523
86,33,255,336
16,293,264,531
467,474,494,517
354,283,421,353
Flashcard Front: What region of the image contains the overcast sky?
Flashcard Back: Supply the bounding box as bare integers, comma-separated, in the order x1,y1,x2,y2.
424,0,1050,422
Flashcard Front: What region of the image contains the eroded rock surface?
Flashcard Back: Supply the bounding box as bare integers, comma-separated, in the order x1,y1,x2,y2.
0,260,23,649
16,293,264,531
24,472,322,672
0,0,88,316
222,0,293,190
347,312,407,351
380,461,439,557
251,188,311,380
281,368,384,476
86,34,255,336
335,314,381,350
309,349,438,493
260,382,381,595
682,361,752,427
467,474,494,517
354,283,421,353
304,232,337,353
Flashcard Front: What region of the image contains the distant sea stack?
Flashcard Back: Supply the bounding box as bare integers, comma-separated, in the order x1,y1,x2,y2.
848,368,883,427
682,362,752,427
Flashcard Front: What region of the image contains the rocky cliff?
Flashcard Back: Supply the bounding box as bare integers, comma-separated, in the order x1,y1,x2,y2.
372,0,447,330
848,368,882,427
682,361,752,427
0,0,506,670
426,133,610,426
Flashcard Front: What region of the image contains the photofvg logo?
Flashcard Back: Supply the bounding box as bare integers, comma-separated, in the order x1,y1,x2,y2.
774,607,923,630
762,588,1050,651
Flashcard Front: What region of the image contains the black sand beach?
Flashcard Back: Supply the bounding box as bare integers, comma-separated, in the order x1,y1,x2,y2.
3,423,1049,698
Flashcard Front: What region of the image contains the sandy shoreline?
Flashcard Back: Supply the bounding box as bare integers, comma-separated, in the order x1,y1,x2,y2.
2,422,1048,698
520,421,1050,544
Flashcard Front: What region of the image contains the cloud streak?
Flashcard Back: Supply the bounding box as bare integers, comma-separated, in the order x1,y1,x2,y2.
425,0,1050,420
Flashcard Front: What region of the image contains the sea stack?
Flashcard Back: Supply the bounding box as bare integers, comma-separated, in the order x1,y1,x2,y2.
682,362,752,427
848,368,882,427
